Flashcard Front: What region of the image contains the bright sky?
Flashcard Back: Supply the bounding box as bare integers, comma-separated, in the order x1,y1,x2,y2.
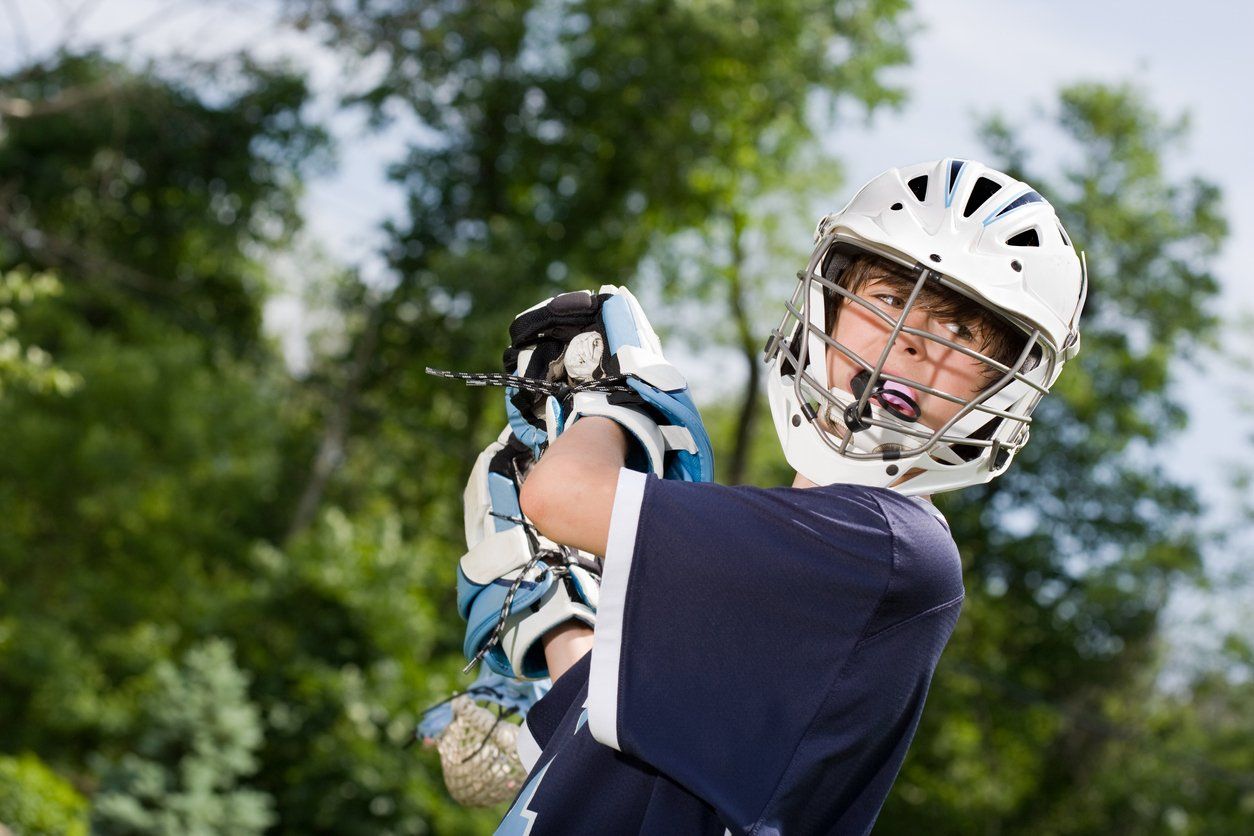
3,0,1250,659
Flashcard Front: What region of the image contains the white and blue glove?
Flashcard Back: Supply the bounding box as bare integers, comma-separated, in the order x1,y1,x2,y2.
502,285,714,483
417,665,549,742
456,427,601,680
444,287,711,679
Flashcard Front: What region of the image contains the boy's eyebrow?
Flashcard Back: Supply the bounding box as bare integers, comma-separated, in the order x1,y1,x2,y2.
867,274,920,292
873,275,963,308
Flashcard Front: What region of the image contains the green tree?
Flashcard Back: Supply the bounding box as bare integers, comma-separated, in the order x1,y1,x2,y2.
0,753,89,836
0,46,322,743
0,53,323,355
645,147,846,484
875,83,1229,833
0,49,342,830
1060,640,1254,834
229,508,505,834
0,268,77,397
0,39,551,835
91,641,274,836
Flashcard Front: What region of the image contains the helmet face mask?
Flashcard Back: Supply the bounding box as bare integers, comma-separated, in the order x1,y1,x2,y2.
765,159,1086,496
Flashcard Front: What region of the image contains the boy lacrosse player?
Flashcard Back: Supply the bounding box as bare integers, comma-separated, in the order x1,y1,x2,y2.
451,159,1086,833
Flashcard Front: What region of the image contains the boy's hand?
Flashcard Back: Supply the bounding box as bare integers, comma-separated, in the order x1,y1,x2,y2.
457,427,602,681
503,285,715,483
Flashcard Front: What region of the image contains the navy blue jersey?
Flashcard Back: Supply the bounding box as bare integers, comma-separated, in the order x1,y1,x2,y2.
499,470,963,835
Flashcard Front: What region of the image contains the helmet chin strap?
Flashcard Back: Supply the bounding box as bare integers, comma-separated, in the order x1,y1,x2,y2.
840,383,874,433
820,383,918,461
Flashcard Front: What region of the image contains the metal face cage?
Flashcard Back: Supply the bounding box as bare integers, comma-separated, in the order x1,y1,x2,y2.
764,232,1060,471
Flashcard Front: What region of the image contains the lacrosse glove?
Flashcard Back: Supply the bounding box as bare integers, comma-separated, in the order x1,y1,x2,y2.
457,427,602,680
503,285,714,483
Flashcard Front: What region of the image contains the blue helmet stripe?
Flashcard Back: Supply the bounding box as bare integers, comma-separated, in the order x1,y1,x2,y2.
983,189,1045,226
944,159,967,208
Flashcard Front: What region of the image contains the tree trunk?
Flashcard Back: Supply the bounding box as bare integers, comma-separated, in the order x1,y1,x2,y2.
726,209,759,485
285,300,382,541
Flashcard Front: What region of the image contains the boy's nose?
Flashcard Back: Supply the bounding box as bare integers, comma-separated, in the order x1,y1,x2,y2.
895,307,931,358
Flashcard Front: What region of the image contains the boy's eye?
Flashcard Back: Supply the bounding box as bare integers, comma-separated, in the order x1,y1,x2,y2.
873,293,904,308
943,321,976,341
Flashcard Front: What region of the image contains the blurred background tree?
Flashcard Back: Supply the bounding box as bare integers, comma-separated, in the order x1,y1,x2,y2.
90,640,274,835
0,268,78,397
0,753,89,836
0,1,1250,833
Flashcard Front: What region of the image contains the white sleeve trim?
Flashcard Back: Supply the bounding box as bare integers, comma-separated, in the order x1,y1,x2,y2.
587,467,648,752
516,718,542,773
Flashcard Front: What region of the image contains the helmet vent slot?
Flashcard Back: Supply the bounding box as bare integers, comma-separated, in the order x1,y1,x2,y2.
989,190,1045,221
1006,228,1040,247
945,160,967,206
1058,223,1071,246
948,159,966,185
963,177,1002,218
907,175,928,202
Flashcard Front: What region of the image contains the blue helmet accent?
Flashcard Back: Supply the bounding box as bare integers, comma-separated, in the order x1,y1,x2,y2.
983,189,1046,226
944,158,967,208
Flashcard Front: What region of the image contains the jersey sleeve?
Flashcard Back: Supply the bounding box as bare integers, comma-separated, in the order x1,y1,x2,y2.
586,469,898,831
518,654,591,772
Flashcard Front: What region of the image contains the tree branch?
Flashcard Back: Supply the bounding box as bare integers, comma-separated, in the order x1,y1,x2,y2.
0,79,124,119
0,192,173,296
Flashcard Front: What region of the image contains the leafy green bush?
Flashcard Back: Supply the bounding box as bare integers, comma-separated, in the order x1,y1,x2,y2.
90,640,275,836
0,753,88,836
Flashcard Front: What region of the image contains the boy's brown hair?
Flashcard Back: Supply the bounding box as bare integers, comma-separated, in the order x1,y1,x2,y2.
823,253,1027,376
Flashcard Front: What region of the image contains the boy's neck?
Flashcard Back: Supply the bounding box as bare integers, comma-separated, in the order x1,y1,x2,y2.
791,470,931,502
792,471,818,489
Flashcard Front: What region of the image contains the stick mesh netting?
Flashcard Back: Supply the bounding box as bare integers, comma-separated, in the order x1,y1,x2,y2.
434,695,528,807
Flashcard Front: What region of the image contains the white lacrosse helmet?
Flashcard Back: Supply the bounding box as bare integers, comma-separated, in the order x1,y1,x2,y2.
764,159,1087,495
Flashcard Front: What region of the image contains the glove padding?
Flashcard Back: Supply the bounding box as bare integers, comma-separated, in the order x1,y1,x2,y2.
457,427,601,680
503,285,714,483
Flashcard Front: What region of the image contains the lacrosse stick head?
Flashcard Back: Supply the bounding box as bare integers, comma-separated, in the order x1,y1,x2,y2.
416,670,549,807
427,695,528,807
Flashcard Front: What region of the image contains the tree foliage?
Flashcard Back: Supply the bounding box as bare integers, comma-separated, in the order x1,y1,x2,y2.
91,641,274,836
0,268,77,397
0,753,89,836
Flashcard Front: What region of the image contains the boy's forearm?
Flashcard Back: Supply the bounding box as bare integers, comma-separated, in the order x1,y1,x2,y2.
519,417,629,557
542,621,595,683
538,415,631,474
524,418,629,681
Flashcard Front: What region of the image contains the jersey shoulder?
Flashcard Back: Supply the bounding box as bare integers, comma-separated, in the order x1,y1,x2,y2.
853,487,964,640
